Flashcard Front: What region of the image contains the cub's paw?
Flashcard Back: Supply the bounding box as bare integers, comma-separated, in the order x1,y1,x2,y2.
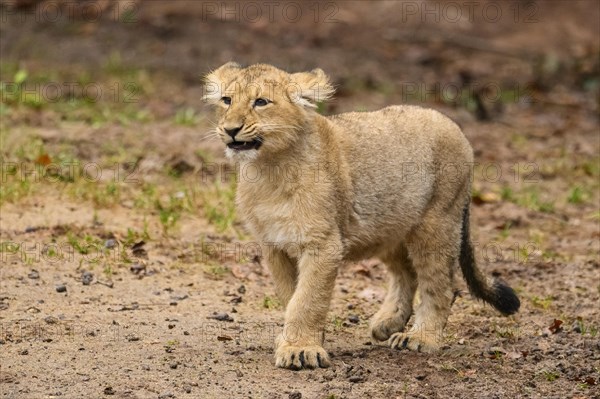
388,331,441,353
275,344,330,370
369,310,409,342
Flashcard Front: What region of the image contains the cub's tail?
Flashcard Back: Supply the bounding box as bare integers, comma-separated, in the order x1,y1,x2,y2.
459,203,520,315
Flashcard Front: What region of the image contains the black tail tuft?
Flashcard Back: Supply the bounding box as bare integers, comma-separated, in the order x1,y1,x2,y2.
490,280,520,315
460,202,520,316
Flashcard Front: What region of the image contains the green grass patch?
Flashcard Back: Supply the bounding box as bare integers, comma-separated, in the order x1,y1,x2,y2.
531,295,553,310
203,178,238,234
263,295,282,310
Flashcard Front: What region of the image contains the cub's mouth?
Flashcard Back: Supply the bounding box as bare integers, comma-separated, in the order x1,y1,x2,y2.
227,139,262,151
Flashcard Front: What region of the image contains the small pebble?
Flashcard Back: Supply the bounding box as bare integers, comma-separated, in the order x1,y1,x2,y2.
103,386,115,395
130,263,145,274
19,349,28,355
237,285,246,294
169,362,178,369
126,334,140,342
158,392,174,399
488,346,506,355
104,239,117,249
348,315,360,324
27,270,40,279
81,271,94,286
183,385,192,393
208,312,234,322
56,284,67,293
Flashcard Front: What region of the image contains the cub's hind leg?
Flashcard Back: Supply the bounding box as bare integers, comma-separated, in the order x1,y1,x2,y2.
389,212,460,353
370,244,418,342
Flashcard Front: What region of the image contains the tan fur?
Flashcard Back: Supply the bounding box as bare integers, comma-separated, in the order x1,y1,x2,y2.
205,63,478,369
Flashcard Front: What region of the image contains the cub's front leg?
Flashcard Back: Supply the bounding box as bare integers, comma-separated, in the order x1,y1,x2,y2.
275,243,340,370
263,246,297,307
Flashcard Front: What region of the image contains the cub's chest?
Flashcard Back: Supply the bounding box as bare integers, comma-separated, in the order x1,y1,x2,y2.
246,201,308,248
237,183,331,256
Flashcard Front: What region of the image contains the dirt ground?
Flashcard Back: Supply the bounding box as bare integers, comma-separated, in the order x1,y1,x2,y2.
0,1,599,398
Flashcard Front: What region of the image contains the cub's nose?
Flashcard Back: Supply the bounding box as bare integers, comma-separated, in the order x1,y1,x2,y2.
224,125,243,139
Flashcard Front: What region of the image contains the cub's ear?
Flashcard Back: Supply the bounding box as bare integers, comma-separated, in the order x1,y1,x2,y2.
289,68,335,108
203,62,242,103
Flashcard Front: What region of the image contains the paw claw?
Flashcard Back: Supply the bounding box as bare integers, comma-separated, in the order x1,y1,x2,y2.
276,344,330,370
298,351,306,368
388,331,440,353
370,309,411,341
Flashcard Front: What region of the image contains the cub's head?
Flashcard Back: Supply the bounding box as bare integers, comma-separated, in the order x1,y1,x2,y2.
203,63,334,160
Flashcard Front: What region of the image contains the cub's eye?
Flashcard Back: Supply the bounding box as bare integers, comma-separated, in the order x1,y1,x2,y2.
221,97,231,105
254,98,270,107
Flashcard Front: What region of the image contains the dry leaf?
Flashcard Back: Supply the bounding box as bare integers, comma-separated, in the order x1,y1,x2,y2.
548,319,563,334
35,154,52,166
472,191,500,205
231,264,251,279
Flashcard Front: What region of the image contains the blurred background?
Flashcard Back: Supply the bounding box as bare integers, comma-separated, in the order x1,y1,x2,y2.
0,1,599,398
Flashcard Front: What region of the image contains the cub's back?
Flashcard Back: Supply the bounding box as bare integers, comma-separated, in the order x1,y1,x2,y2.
327,105,472,173
326,105,473,247
328,105,462,146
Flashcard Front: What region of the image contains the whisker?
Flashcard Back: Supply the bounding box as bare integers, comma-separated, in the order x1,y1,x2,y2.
205,117,219,127
198,131,221,142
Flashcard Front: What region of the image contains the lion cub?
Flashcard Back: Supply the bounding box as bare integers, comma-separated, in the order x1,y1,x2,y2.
204,63,519,370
